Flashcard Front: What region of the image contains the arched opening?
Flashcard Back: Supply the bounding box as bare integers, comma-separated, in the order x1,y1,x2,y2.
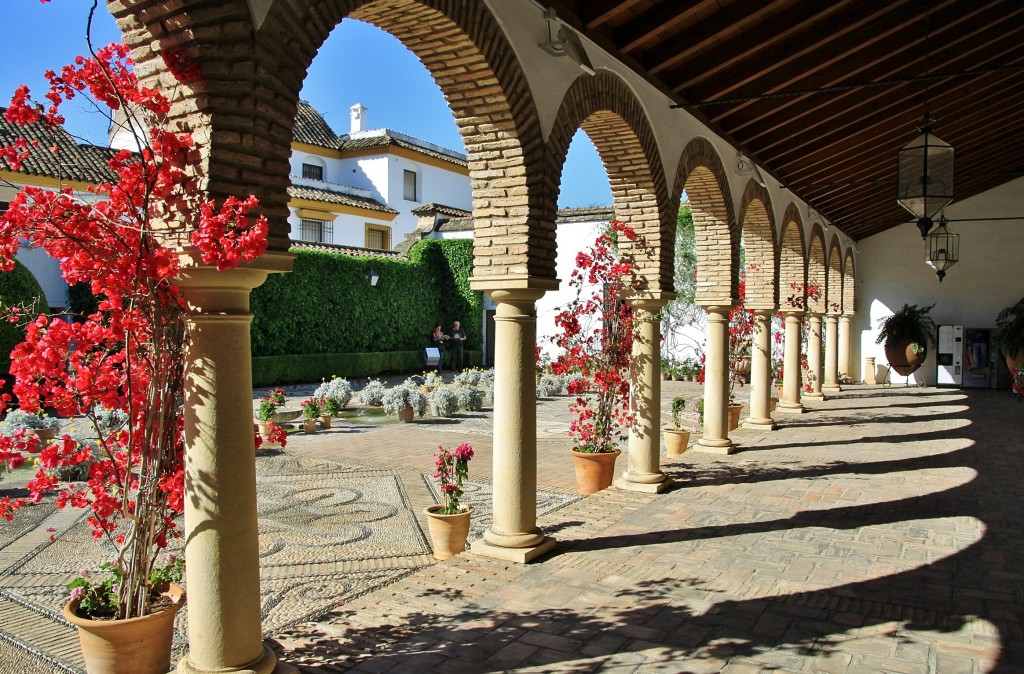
827,235,844,315
806,225,827,315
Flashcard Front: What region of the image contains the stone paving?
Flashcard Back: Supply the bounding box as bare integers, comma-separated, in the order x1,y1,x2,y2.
1,380,1022,673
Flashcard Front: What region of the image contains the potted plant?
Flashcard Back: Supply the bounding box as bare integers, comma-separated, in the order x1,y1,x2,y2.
424,442,474,559
1011,365,1023,402
455,385,484,412
551,221,642,495
664,396,690,458
429,385,459,418
876,303,936,375
995,296,1024,371
357,378,387,406
319,396,342,428
382,384,428,423
254,397,288,449
2,409,61,442
313,377,353,414
301,398,321,433
0,42,270,672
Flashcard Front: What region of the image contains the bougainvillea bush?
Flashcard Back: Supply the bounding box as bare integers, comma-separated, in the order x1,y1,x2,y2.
0,41,269,619
551,220,643,454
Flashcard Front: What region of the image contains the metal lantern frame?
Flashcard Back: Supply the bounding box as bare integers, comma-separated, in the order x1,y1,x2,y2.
897,116,954,238
926,216,959,283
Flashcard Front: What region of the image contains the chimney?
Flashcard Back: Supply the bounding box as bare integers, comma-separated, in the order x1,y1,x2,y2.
350,103,367,133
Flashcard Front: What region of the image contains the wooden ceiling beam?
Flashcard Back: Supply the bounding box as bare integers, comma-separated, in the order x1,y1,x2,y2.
614,1,711,54
579,0,651,29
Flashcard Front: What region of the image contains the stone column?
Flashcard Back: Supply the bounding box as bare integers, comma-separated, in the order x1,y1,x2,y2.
804,313,825,401
470,288,555,563
777,312,805,414
743,309,777,430
696,305,734,454
175,251,296,674
822,313,841,393
838,314,853,382
615,298,671,493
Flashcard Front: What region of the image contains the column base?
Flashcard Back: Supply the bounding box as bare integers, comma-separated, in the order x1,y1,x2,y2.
694,439,735,455
742,418,777,430
471,536,557,564
614,476,673,493
822,385,842,393
802,392,825,402
177,646,296,674
776,403,805,414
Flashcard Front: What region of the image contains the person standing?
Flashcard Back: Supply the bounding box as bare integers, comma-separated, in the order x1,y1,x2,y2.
430,323,448,371
448,321,467,372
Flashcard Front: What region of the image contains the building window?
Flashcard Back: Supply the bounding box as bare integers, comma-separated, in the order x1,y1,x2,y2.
365,224,391,250
302,163,324,180
403,169,417,201
299,217,332,243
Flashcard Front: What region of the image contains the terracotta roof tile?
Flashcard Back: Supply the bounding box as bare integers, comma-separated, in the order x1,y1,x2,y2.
290,240,403,258
287,184,398,215
0,109,116,184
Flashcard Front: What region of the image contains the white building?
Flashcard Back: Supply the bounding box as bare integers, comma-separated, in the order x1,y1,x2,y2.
287,102,472,250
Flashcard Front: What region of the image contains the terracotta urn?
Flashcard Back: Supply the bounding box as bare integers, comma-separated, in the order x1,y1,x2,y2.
663,429,690,458
885,339,926,376
302,418,317,434
424,505,473,560
64,584,185,674
398,404,415,423
570,449,621,495
319,414,333,429
728,403,742,430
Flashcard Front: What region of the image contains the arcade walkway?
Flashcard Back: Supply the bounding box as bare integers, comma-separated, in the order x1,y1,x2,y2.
0,383,1019,672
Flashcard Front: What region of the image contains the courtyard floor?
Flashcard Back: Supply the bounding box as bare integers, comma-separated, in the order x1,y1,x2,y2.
0,380,1020,673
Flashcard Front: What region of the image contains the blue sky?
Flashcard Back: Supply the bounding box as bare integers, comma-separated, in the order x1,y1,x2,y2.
2,1,612,209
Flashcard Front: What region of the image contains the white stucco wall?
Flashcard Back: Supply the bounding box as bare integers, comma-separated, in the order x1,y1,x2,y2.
854,177,1024,385
386,156,471,236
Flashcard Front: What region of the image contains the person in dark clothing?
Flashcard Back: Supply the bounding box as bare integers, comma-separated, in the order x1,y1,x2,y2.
448,321,467,372
430,323,448,371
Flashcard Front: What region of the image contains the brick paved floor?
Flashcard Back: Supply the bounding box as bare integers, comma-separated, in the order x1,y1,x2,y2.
4,381,1022,673
268,384,1022,673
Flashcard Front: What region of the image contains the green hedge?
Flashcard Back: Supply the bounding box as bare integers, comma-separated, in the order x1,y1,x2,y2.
250,239,483,383
0,260,46,386
252,350,483,387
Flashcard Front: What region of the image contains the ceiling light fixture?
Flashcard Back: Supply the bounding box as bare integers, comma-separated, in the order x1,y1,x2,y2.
926,212,959,283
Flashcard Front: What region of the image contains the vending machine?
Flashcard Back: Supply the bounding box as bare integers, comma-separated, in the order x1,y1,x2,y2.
936,325,963,387
963,328,995,388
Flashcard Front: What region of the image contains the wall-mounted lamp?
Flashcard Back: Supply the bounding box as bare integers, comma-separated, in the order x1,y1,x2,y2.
736,151,767,188
539,8,596,76
366,267,380,287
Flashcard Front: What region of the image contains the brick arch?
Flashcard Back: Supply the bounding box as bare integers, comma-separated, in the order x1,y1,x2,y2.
546,70,671,290
826,235,843,315
108,0,548,281
806,224,827,314
843,249,857,315
672,138,738,305
738,179,777,310
779,203,807,310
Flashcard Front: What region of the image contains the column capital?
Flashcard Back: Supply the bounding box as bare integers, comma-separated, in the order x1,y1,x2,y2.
470,275,559,294
485,287,548,305
700,303,735,315
175,249,294,313
784,309,804,318
752,308,777,318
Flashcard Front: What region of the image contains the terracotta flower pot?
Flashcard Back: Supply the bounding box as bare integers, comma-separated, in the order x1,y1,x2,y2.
33,427,56,441
663,429,690,458
769,397,779,413
319,414,332,429
885,339,926,376
424,505,473,560
1005,350,1024,373
571,449,621,495
398,404,415,423
256,422,281,449
728,404,742,431
64,584,185,674
302,418,317,434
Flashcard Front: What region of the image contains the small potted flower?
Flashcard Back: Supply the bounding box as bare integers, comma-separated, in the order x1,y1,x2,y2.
319,396,342,429
663,396,691,458
300,398,321,434
357,378,387,406
429,385,459,418
2,408,61,442
424,442,474,559
1011,365,1023,402
254,397,288,448
313,377,353,420
382,383,428,422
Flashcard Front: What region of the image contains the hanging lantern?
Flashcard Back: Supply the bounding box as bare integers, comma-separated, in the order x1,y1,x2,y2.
926,216,959,283
897,115,954,238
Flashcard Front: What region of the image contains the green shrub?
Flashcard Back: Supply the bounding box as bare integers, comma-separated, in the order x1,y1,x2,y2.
0,260,45,386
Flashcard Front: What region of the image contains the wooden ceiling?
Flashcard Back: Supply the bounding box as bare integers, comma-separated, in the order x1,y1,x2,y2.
538,0,1024,240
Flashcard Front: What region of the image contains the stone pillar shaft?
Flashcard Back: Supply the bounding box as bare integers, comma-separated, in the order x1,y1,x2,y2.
838,315,853,381
777,312,805,413
472,289,554,563
805,314,824,400
743,309,776,429
823,314,841,392
617,299,670,492
696,306,734,454
175,253,294,674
